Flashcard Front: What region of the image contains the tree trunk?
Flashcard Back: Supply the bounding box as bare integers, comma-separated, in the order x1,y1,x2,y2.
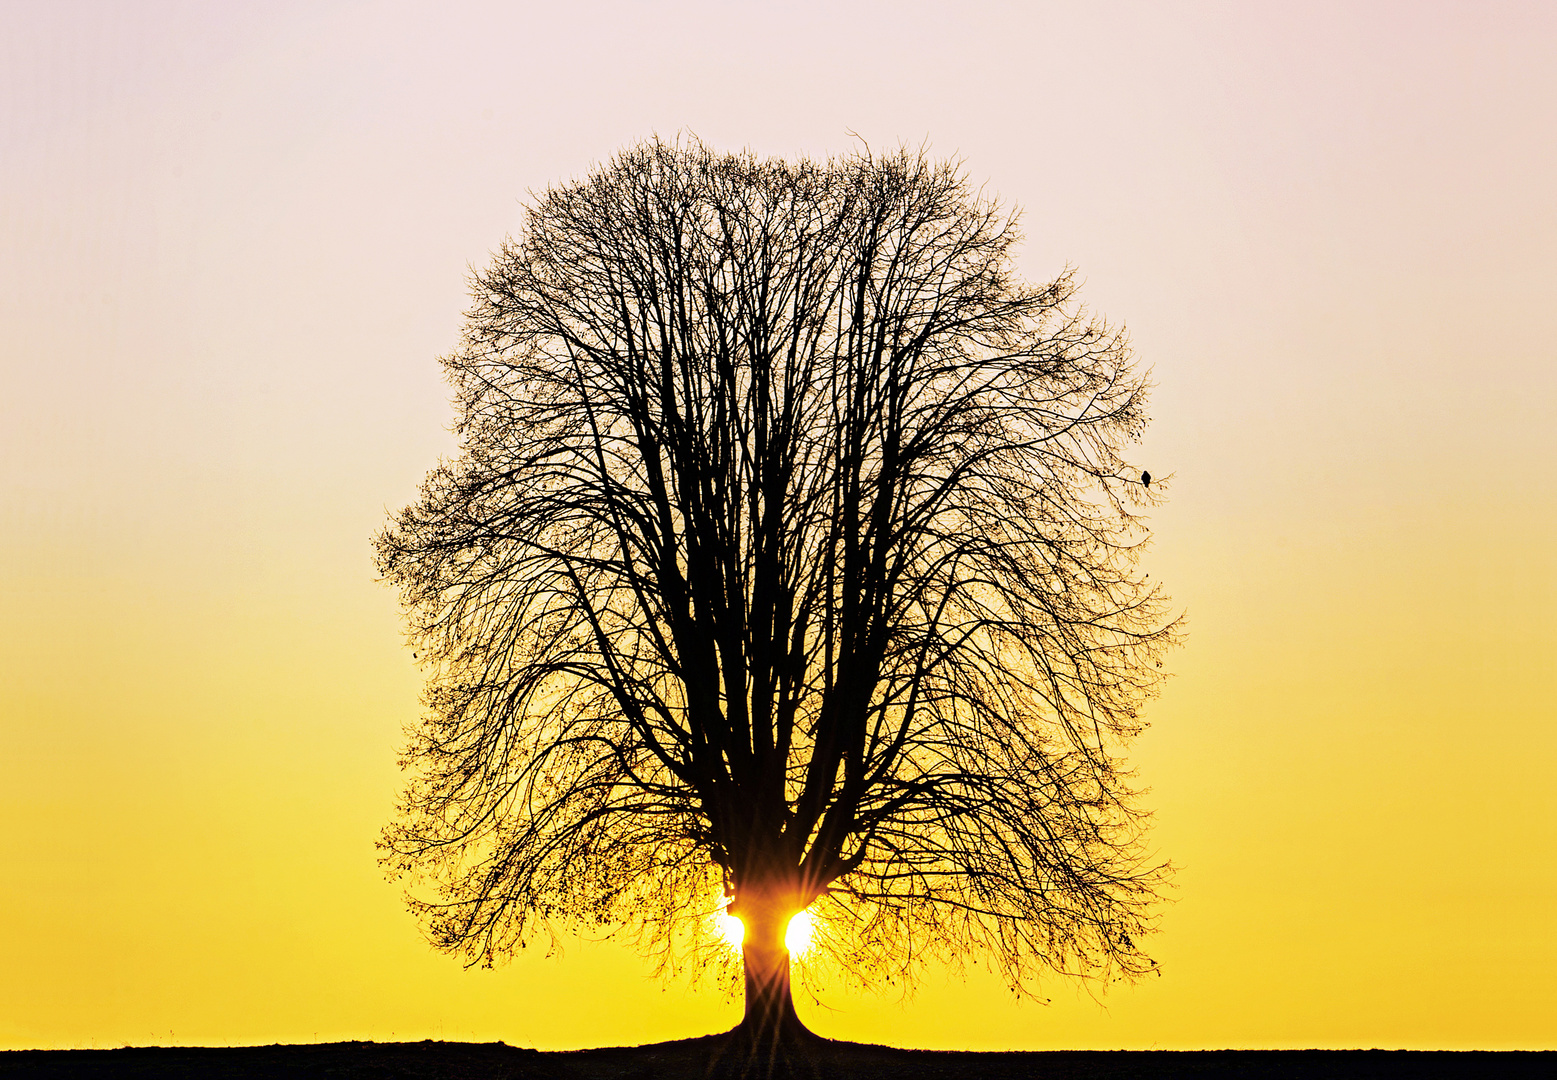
734,898,808,1045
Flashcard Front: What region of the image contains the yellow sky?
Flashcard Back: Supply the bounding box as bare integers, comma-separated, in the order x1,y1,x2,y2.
2,0,1553,1052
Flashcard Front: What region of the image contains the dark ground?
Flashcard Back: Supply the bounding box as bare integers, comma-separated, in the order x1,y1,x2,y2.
1,1037,1549,1080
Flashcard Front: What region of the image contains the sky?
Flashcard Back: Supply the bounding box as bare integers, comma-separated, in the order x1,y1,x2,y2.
2,0,1554,1053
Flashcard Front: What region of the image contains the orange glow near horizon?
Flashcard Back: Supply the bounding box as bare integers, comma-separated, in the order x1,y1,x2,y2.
3,0,1555,1055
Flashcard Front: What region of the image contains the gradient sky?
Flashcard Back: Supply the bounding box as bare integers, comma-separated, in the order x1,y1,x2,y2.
2,0,1554,1053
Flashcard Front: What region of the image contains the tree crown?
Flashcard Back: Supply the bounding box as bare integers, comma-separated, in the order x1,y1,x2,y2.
377,136,1176,997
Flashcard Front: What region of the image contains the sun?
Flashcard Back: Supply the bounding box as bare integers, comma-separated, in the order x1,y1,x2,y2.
716,909,745,950
715,907,816,955
784,908,815,954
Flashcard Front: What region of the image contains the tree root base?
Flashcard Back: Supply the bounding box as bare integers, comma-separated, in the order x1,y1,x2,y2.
705,1019,829,1080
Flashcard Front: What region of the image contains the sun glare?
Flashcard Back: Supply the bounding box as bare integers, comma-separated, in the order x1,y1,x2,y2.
717,909,745,950
784,908,815,954
715,908,816,955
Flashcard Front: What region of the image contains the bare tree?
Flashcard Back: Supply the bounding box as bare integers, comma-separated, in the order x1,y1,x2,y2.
376,137,1176,1047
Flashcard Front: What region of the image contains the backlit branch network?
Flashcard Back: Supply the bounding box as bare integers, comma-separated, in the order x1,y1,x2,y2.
376,137,1177,1037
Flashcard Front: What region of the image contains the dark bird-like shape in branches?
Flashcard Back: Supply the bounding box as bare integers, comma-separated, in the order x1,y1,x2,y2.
1142,470,1152,488
375,137,1179,1055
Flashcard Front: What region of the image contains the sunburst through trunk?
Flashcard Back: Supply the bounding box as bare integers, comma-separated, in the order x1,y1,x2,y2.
733,895,804,1040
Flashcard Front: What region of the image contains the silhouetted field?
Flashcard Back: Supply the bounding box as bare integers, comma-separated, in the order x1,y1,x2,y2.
2,1037,1549,1079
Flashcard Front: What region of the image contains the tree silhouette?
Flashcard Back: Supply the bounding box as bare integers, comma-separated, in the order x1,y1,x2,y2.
376,137,1177,1048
